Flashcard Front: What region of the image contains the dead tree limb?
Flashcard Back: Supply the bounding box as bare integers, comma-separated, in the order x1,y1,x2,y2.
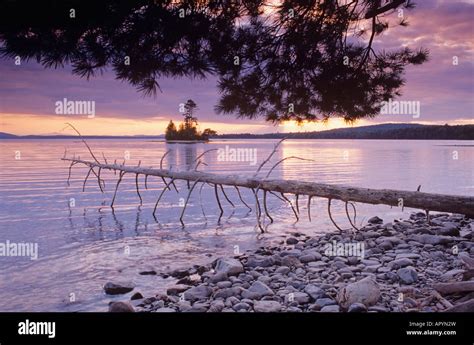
62,158,474,218
180,178,201,226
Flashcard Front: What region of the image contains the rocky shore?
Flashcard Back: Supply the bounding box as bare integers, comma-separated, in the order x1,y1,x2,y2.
107,212,474,313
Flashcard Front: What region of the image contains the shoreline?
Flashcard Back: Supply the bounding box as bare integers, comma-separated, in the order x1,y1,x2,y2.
110,212,474,313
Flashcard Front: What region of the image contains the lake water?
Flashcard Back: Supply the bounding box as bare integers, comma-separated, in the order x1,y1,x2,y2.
0,139,472,311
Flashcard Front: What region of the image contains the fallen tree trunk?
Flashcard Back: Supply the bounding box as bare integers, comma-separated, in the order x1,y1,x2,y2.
61,158,474,217
444,299,474,312
434,281,474,295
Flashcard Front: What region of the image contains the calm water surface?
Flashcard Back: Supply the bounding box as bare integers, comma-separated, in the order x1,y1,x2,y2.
0,139,472,311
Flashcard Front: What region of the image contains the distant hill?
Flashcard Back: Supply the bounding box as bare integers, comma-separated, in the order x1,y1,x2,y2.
216,123,474,140
1,123,473,140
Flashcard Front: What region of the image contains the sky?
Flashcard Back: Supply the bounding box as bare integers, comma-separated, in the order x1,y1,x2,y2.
0,0,473,136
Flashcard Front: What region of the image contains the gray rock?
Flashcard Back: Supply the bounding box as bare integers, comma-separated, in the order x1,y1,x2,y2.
246,257,274,268
299,254,317,263
409,234,455,245
304,285,327,301
208,300,225,312
241,281,274,299
104,282,134,295
388,258,414,270
348,303,367,312
233,302,250,311
209,272,229,283
337,276,381,309
397,267,418,285
275,266,291,275
183,285,213,301
213,287,241,299
155,307,176,312
395,253,421,260
315,298,337,308
286,292,310,304
216,281,233,289
130,292,143,300
254,300,282,312
167,284,191,295
368,216,383,224
286,237,299,245
281,256,301,268
214,258,244,276
320,305,340,312
108,301,135,312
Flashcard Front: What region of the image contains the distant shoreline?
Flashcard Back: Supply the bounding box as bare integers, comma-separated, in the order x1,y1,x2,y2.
1,123,473,140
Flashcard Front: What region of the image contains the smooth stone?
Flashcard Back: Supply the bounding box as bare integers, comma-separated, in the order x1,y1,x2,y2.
368,216,383,224
130,292,144,300
155,307,176,312
299,254,317,263
232,302,250,311
213,287,241,299
348,303,367,312
216,281,233,289
409,234,455,245
108,301,135,312
286,237,299,245
286,292,310,304
275,266,291,275
253,300,282,312
388,258,414,270
209,272,229,283
315,298,337,308
320,305,340,312
167,284,191,295
395,253,421,260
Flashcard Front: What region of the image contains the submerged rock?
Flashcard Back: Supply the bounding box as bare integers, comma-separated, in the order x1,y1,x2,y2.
104,282,134,295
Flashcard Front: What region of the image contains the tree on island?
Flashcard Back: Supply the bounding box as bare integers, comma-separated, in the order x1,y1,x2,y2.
165,100,217,141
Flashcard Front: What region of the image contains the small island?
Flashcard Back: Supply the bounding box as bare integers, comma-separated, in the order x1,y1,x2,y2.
165,99,216,142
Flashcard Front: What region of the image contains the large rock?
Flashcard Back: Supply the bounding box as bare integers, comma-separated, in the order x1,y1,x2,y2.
214,258,244,276
103,282,134,295
183,285,213,302
254,300,282,312
241,281,274,299
337,277,381,310
397,267,418,285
